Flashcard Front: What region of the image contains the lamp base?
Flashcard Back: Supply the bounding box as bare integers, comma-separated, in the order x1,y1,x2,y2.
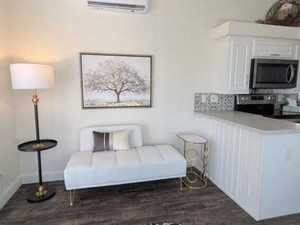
27,186,56,203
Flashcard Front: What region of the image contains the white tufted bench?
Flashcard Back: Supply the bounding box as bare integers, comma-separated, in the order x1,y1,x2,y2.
64,125,187,205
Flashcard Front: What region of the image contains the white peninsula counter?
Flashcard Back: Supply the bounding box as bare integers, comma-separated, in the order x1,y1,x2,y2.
199,111,300,221
203,111,300,133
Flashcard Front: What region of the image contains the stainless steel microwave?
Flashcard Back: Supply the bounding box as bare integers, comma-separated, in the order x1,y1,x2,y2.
250,58,299,89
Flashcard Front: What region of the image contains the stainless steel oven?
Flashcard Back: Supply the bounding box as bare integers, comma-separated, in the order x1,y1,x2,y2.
250,58,299,89
235,94,300,123
235,94,276,116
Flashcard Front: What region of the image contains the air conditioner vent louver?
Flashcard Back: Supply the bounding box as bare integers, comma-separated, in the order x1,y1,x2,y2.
87,0,149,13
88,1,145,10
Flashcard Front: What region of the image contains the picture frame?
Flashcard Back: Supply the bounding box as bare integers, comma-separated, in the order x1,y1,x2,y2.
80,53,152,109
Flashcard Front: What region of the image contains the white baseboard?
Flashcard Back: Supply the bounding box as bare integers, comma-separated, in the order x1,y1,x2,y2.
22,170,64,184
0,176,22,210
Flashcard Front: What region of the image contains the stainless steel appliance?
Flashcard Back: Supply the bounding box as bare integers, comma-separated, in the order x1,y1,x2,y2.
250,58,299,89
235,94,276,116
235,94,300,123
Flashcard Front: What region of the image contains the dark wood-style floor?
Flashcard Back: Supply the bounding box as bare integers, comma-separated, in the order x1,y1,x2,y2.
1,179,300,225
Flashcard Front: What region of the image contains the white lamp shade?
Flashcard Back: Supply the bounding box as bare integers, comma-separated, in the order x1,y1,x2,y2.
10,64,55,90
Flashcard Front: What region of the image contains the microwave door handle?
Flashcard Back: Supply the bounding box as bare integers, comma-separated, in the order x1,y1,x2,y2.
286,65,291,82
288,64,295,84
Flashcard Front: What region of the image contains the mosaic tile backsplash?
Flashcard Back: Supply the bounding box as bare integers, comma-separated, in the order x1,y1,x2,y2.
194,92,300,112
194,93,235,112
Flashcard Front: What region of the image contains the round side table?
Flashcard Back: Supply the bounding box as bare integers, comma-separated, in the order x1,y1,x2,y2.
18,139,57,203
177,134,209,190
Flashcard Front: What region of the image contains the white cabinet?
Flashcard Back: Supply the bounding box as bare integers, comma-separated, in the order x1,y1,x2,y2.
213,36,300,94
213,36,252,94
228,37,252,93
253,38,299,59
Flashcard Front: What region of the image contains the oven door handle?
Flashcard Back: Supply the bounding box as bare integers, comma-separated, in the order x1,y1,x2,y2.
287,64,295,84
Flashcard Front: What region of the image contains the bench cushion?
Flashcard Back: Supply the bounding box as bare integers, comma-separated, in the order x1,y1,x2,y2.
64,145,187,190
80,125,143,152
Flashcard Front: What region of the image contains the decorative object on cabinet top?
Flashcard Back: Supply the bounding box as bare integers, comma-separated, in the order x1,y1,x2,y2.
194,93,234,112
257,0,300,27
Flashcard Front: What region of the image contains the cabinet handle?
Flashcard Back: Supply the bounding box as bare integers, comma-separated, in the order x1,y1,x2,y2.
287,64,295,84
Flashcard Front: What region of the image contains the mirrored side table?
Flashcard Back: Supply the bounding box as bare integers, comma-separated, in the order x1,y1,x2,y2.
177,134,209,190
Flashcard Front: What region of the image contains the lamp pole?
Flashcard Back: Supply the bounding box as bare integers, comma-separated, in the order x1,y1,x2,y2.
32,91,43,187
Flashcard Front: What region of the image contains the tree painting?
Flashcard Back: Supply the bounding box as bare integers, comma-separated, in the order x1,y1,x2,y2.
81,54,152,108
84,60,147,103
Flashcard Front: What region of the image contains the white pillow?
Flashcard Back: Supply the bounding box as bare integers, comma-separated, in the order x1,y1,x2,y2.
111,130,130,151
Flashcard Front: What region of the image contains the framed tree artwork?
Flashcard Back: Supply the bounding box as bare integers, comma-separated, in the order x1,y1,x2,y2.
80,53,152,109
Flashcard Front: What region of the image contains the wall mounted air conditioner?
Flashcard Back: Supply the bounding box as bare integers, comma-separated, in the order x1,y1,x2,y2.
87,0,149,14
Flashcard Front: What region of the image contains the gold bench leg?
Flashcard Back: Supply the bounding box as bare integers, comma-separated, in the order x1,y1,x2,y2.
69,190,75,206
180,177,183,191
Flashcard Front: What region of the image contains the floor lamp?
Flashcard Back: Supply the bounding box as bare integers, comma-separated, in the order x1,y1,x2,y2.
10,64,58,203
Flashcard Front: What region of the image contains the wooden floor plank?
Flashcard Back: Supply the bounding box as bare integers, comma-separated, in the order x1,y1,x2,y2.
0,179,300,225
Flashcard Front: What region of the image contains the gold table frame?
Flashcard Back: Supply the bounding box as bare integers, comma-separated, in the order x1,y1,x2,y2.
177,134,209,190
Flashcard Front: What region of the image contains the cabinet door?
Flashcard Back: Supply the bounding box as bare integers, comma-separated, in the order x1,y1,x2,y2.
227,37,252,94
253,38,298,59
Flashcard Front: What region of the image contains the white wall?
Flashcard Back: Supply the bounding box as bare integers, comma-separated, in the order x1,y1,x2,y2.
6,0,277,183
0,0,21,208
